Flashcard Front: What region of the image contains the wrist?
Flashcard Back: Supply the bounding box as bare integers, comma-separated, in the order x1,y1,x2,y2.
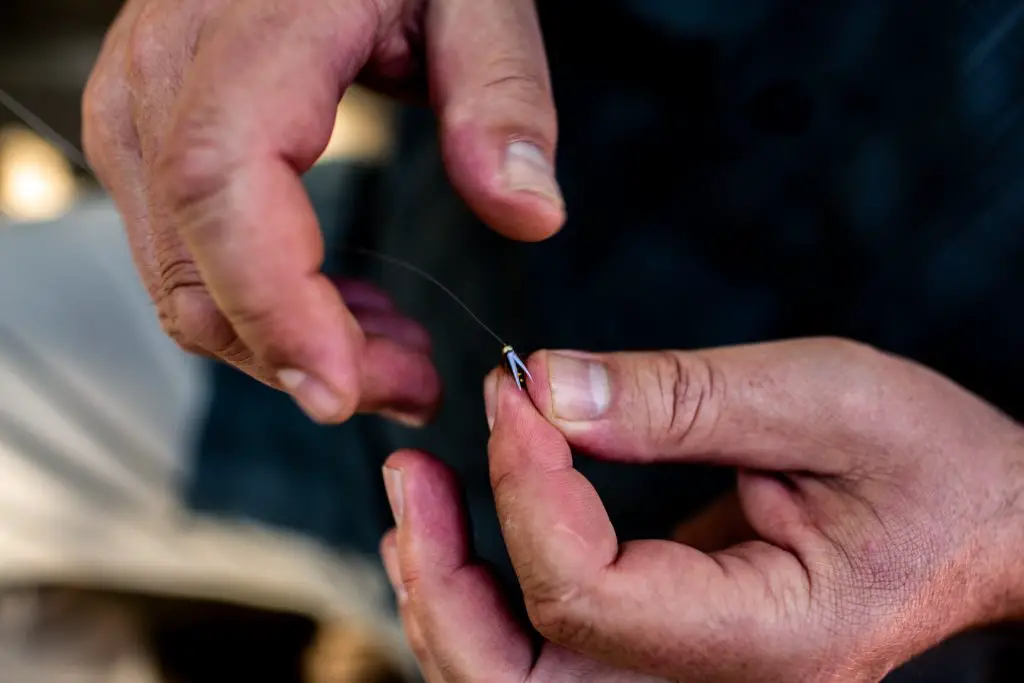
1006,437,1024,620
983,434,1024,623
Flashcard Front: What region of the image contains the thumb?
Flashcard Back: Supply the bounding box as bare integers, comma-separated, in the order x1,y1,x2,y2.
526,339,887,475
427,0,564,241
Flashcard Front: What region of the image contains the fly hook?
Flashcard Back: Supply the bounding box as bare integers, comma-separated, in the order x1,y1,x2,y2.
502,345,532,390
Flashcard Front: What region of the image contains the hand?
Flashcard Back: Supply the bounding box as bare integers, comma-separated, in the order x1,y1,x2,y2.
380,338,1024,682
82,0,563,424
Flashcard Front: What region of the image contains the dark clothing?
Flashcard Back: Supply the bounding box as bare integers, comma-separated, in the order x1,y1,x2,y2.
189,1,1024,679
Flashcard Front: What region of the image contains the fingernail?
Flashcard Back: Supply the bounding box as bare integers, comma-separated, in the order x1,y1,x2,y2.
383,466,404,525
381,541,406,604
548,352,611,421
380,408,429,429
483,372,498,430
503,141,563,208
277,369,343,423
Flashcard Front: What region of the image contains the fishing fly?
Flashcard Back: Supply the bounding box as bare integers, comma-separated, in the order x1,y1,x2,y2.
501,345,532,391
0,86,533,389
342,246,532,389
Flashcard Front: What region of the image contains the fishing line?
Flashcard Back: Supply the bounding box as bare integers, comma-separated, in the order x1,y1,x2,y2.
0,88,91,172
0,86,514,352
342,246,506,346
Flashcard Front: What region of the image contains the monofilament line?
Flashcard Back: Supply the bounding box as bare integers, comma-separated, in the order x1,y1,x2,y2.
0,87,92,173
344,246,508,347
0,87,510,347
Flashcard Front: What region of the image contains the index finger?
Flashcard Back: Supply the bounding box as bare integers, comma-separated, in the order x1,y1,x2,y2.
154,0,383,420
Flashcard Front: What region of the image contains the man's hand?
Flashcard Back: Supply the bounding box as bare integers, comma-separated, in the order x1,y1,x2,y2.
83,0,563,424
380,338,1024,682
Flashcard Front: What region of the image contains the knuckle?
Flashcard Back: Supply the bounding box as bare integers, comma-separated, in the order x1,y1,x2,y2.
80,76,110,137
446,54,557,141
161,285,241,360
524,588,591,650
480,55,548,99
516,558,591,648
157,306,205,357
157,255,202,294
399,565,424,596
155,118,235,220
223,298,278,336
81,72,127,174
809,337,889,424
81,7,142,169
488,467,518,516
161,286,215,348
645,352,721,453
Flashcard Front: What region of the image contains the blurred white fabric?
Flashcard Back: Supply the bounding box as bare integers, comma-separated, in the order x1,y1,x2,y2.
0,198,411,680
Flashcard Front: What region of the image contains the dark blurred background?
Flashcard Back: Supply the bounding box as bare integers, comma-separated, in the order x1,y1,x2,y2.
0,0,119,192
0,1,116,227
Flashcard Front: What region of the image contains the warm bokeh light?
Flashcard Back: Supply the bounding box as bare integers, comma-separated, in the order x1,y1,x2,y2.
0,126,77,222
319,85,395,164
